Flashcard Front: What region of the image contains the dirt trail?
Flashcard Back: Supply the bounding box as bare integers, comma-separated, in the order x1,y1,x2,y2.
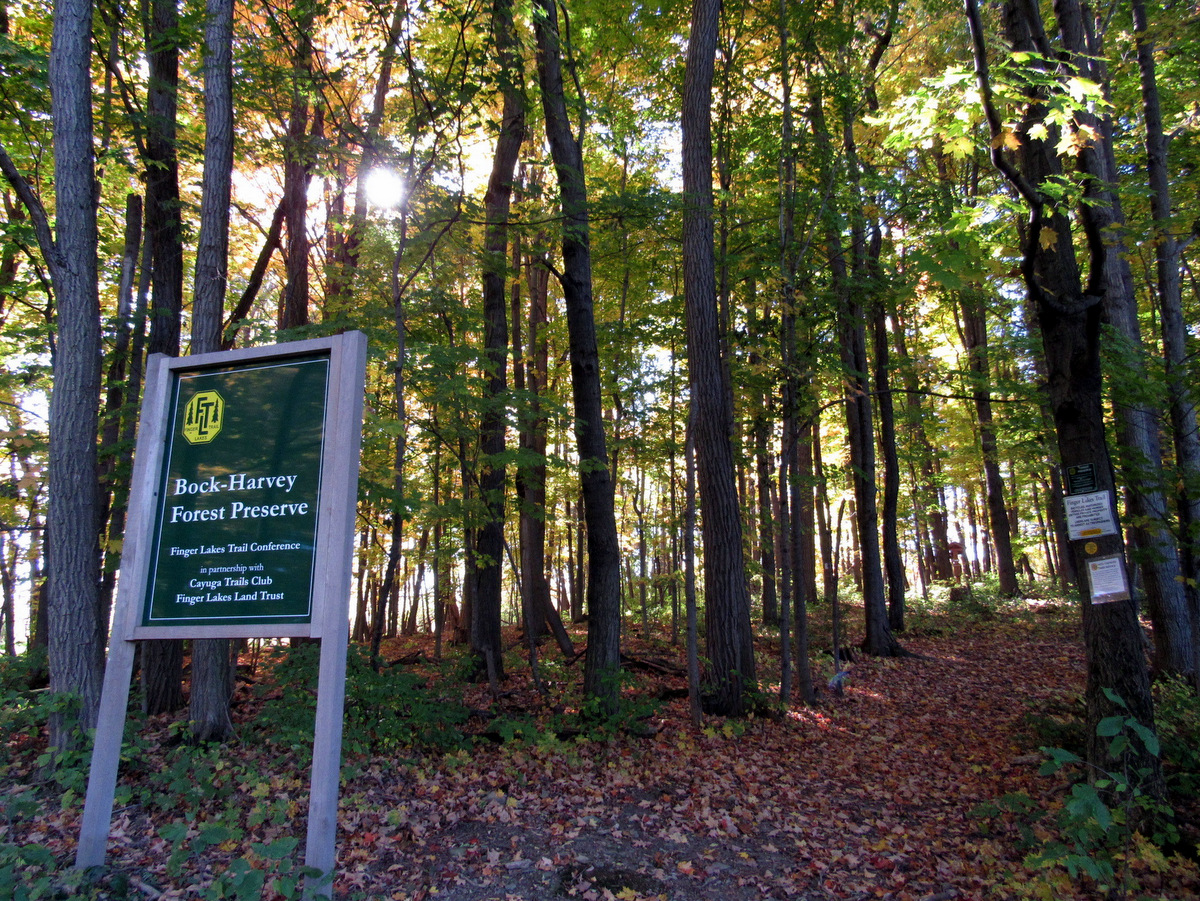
336,622,1087,900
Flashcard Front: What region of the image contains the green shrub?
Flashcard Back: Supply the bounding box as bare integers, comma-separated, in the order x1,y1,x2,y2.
1155,675,1200,796
255,644,472,759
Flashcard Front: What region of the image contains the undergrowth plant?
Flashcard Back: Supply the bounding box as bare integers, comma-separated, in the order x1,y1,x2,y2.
1154,675,1200,797
255,643,472,759
978,688,1178,899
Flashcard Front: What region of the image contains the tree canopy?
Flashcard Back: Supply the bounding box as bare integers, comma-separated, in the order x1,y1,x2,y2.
2,0,1200,830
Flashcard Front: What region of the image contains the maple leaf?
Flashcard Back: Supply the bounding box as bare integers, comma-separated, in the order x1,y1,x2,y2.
1039,227,1059,250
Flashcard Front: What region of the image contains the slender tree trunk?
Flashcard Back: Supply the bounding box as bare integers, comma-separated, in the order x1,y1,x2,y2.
752,397,778,627
518,243,573,655
97,194,141,656
684,413,702,727
959,291,1020,595
872,261,907,627
533,0,622,711
472,0,525,680
1133,0,1200,685
814,426,836,605
324,0,407,311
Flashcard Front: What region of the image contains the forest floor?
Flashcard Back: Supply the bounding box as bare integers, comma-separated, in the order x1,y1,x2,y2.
3,597,1200,900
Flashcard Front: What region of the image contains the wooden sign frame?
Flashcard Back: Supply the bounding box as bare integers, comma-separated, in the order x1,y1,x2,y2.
76,332,367,899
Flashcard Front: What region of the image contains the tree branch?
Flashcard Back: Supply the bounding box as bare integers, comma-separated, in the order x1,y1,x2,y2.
0,142,60,284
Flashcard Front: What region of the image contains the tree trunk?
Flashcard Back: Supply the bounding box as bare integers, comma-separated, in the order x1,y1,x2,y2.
683,0,757,715
46,0,105,746
1132,0,1200,685
1052,0,1193,680
958,291,1020,596
472,0,525,680
138,0,189,717
144,0,183,359
278,0,316,331
186,0,236,739
967,0,1162,795
872,263,907,628
518,240,573,655
533,0,622,712
752,396,778,627
97,194,141,667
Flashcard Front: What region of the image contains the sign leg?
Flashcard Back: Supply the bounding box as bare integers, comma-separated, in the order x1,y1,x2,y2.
303,635,348,899
76,638,137,869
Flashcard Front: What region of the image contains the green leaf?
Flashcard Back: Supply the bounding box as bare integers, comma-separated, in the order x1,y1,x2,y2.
157,822,188,845
1066,782,1112,831
255,836,299,861
1102,688,1129,709
1129,722,1161,757
1096,715,1125,737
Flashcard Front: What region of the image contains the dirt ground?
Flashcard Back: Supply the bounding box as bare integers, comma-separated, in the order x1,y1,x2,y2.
8,609,1199,900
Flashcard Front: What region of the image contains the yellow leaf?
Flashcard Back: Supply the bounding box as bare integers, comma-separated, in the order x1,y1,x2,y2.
1039,227,1059,250
990,130,1020,151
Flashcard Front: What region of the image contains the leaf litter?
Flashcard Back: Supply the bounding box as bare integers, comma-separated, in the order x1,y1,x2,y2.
3,608,1198,900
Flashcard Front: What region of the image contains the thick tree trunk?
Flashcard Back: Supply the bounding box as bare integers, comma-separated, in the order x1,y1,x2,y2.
533,0,622,712
683,0,757,716
144,0,183,359
967,0,1162,795
45,0,105,746
192,0,233,351
186,0,236,739
1051,0,1193,680
138,0,189,717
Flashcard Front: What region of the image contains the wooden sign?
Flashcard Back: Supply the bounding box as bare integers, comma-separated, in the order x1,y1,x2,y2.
76,333,366,900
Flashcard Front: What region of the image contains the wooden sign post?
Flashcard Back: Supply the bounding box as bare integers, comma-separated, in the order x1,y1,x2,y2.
76,332,366,899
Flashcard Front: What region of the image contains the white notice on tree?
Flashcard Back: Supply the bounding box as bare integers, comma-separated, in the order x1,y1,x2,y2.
1086,555,1130,604
1064,490,1118,540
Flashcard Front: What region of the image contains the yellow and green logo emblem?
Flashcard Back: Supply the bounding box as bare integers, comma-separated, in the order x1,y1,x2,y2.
183,390,224,444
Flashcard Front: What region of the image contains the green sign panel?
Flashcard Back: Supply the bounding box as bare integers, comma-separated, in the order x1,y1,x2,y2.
142,354,331,626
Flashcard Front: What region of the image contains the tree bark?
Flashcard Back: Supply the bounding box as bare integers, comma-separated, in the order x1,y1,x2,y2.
683,0,757,715
532,0,622,712
1132,0,1200,685
472,0,526,680
47,0,105,746
967,0,1162,794
186,0,237,740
